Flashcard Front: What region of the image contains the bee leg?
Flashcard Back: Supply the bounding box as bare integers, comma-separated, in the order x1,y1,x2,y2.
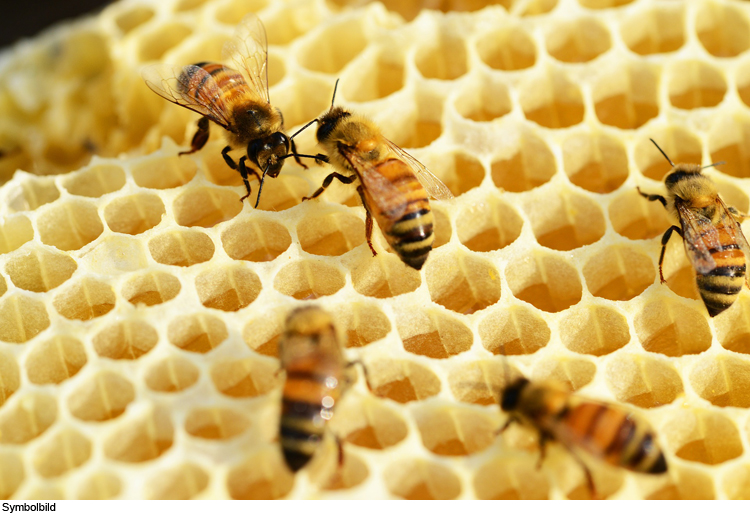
237,157,261,204
636,186,667,208
180,117,210,156
357,185,377,257
289,139,309,169
301,172,357,201
566,448,598,499
729,206,750,220
495,416,519,435
535,432,551,470
344,359,372,391
658,225,683,283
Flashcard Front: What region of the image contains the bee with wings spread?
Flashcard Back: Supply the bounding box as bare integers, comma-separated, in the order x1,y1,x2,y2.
638,139,750,316
142,14,313,207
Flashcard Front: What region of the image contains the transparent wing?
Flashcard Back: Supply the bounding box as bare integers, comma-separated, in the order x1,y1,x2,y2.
339,146,408,221
222,13,270,103
383,138,454,201
675,201,718,274
717,197,750,277
141,63,233,130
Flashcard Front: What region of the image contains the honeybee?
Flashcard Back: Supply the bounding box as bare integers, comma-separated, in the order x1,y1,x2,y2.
278,306,348,472
142,14,312,208
637,139,750,317
299,81,454,270
501,376,668,495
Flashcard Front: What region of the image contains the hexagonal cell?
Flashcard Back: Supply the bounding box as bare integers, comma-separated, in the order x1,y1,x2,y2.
132,155,196,190
559,305,630,356
583,245,655,301
532,356,596,393
26,335,87,385
365,357,440,403
184,408,250,440
342,48,404,103
667,60,726,110
273,260,345,300
242,309,286,358
53,278,115,321
145,463,209,500
708,114,750,179
321,451,369,492
297,17,368,74
608,189,671,240
10,177,60,212
195,265,261,312
113,4,154,34
0,352,20,407
384,459,461,500
0,294,50,344
68,371,135,422
0,453,24,499
425,252,501,314
620,4,684,55
173,187,243,228
396,308,472,359
646,466,715,500
562,132,628,193
226,448,293,500
0,392,56,444
432,206,452,249
297,211,365,257
474,457,549,499
0,215,34,254
605,354,683,408
330,303,391,348
506,251,582,313
104,193,165,235
93,320,158,361
448,359,522,406
254,175,311,212
715,296,750,354
658,237,700,302
454,77,511,123
32,428,91,478
690,354,750,408
62,165,126,197
167,313,228,353
145,356,200,393
350,254,421,298
593,62,659,129
333,396,408,451
221,218,291,262
76,471,122,500
478,305,550,356
211,357,277,398
664,409,742,465
5,246,77,292
491,130,556,192
546,16,611,63
136,22,191,62
635,129,702,181
476,25,535,71
696,1,750,58
37,199,103,251
148,229,215,266
415,33,468,81
122,271,181,307
262,2,320,45
414,405,496,456
635,298,711,357
519,69,584,128
214,0,268,25
722,463,750,500
457,198,523,253
104,407,174,463
421,150,484,197
523,187,606,251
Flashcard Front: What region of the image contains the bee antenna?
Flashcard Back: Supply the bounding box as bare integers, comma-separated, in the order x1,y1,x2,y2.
650,138,675,167
290,118,319,140
702,161,726,170
330,79,340,109
254,164,271,209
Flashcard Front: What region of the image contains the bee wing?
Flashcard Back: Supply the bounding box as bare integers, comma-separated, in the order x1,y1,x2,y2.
717,197,750,276
222,13,270,104
141,63,234,130
339,147,409,220
675,200,718,274
382,138,454,201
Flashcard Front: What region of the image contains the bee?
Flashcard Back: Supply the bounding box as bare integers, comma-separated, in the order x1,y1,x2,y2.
637,139,750,317
299,81,454,270
142,14,314,208
278,306,348,472
501,376,668,495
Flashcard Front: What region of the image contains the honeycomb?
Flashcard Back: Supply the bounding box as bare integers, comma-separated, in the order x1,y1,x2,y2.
3,0,750,500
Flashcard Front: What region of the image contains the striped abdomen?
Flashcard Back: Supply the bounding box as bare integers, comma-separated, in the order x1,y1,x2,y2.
694,225,746,317
179,62,251,110
555,401,667,474
364,158,434,270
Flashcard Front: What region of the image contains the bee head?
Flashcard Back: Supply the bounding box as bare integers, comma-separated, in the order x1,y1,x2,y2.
316,107,351,144
248,132,290,178
500,378,529,412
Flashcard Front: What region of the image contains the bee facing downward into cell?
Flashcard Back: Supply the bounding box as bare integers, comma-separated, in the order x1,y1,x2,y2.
142,14,315,208
298,81,454,270
500,374,668,497
637,139,750,317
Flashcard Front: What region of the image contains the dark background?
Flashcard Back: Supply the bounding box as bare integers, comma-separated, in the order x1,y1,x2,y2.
1,0,113,48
